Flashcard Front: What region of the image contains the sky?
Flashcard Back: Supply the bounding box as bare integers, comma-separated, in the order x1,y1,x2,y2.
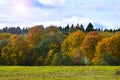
0,0,120,29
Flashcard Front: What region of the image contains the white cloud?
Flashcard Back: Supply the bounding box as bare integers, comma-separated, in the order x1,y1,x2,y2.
0,0,119,30
78,0,120,11
31,20,61,27
0,0,31,16
31,16,94,28
0,1,32,19
26,16,120,29
99,21,118,29
0,0,5,5
38,0,66,7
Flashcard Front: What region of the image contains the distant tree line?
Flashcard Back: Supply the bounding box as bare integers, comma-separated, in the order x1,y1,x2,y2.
0,26,29,35
0,23,120,35
60,23,120,34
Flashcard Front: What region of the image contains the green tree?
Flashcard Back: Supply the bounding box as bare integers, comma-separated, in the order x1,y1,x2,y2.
0,40,9,65
46,32,66,65
34,26,66,66
34,39,50,66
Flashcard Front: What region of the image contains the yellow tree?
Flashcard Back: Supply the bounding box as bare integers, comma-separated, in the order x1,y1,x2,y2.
1,35,30,65
80,31,102,63
62,30,85,64
26,25,44,47
69,48,83,64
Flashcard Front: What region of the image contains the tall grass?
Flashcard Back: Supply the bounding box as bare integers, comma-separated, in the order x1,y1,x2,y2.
0,66,120,80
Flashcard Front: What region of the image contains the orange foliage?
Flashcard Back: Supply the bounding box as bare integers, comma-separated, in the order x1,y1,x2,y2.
80,31,102,62
26,25,44,47
95,32,120,62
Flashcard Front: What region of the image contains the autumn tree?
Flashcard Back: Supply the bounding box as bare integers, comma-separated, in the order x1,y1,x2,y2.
26,25,44,47
34,26,65,65
45,32,65,65
80,31,102,64
62,30,86,65
46,25,59,34
1,35,31,65
45,26,63,50
94,32,120,65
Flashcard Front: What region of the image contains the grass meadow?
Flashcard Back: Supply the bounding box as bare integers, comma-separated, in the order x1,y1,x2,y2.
0,66,120,80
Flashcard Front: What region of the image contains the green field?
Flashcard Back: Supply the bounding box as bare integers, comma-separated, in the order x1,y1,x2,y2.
0,66,120,80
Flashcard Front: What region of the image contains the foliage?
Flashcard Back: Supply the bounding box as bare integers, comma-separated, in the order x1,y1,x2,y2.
1,35,31,65
0,25,120,66
62,30,86,65
34,39,50,66
62,30,85,56
26,25,44,47
100,32,114,38
80,31,102,64
94,32,120,65
45,50,62,66
0,33,11,40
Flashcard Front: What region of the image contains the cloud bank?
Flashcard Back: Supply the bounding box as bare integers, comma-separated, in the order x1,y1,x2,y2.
0,0,120,29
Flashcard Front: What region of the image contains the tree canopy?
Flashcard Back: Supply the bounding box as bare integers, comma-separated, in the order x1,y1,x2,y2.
0,23,120,66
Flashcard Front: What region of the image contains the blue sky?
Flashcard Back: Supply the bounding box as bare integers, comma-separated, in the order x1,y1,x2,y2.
0,0,120,29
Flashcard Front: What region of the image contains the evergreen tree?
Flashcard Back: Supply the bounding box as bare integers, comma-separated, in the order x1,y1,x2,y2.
86,23,94,32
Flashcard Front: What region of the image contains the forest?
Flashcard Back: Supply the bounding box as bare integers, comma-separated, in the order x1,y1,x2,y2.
0,23,120,66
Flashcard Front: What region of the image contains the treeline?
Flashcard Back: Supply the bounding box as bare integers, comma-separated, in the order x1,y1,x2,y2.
0,23,120,66
60,23,120,34
0,23,120,35
0,27,29,34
